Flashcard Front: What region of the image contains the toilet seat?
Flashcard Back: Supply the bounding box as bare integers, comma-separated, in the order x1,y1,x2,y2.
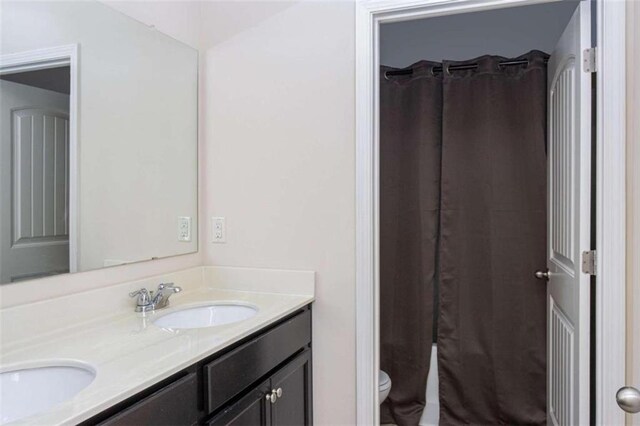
379,370,392,404
379,370,391,391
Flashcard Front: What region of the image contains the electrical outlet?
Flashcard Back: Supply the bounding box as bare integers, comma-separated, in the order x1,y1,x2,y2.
178,216,191,242
212,217,226,243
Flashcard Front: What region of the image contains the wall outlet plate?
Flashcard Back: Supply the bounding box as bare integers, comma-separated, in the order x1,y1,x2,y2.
212,216,226,243
178,216,192,242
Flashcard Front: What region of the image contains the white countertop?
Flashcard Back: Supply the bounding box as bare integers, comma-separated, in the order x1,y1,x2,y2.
0,266,314,425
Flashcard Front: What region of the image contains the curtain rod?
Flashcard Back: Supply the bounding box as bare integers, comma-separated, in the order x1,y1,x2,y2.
384,58,549,79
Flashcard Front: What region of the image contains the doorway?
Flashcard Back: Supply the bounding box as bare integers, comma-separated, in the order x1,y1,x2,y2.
355,0,626,424
379,4,577,424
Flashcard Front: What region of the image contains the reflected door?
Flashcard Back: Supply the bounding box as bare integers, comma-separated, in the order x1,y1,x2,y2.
0,80,70,282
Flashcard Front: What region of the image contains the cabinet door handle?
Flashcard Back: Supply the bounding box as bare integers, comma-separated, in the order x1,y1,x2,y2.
266,391,277,404
265,388,283,404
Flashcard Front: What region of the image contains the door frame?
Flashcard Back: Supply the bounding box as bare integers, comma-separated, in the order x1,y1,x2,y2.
0,44,80,273
354,0,626,424
627,3,640,424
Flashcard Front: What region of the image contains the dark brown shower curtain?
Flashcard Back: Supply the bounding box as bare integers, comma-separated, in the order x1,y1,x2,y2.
438,51,547,425
380,50,547,426
380,61,442,426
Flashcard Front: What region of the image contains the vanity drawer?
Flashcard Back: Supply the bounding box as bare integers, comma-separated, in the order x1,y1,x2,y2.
98,373,198,426
203,309,311,414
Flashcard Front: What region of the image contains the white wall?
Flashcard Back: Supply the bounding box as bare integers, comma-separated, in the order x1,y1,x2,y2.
101,1,201,49
380,1,578,67
1,1,199,272
199,1,356,424
0,1,202,307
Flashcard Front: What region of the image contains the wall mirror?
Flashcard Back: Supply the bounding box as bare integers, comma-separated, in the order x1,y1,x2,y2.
0,0,198,284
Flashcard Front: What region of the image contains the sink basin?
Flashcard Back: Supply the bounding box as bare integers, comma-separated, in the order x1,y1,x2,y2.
154,303,258,329
0,364,95,424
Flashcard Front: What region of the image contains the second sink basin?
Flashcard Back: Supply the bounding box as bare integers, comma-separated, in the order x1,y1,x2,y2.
153,303,258,329
0,363,95,424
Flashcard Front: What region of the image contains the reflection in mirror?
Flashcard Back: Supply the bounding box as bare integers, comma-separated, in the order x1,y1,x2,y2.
0,1,198,284
1,67,71,282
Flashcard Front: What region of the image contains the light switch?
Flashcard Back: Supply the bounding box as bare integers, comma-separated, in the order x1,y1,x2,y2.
212,217,226,243
178,216,191,242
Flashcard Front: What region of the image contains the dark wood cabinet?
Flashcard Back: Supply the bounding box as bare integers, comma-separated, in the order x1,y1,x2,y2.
98,373,199,426
208,349,312,426
270,350,312,426
81,306,312,426
203,310,311,415
206,380,272,426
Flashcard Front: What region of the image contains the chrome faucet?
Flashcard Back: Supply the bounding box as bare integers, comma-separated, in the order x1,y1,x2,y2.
129,282,182,313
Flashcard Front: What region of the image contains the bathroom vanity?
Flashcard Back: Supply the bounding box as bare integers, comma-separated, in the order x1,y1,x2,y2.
82,307,312,426
0,267,315,425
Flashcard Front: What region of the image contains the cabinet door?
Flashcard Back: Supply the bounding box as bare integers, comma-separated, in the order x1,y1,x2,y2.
270,350,312,426
203,310,311,415
98,373,198,426
206,380,272,426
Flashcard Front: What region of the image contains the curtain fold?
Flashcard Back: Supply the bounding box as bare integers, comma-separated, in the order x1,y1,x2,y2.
380,60,442,426
438,50,548,425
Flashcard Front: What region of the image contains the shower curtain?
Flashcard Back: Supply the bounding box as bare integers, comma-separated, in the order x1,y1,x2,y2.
380,50,548,426
380,60,442,426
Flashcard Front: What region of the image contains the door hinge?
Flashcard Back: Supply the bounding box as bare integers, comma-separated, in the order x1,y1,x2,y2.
583,47,597,73
582,250,597,275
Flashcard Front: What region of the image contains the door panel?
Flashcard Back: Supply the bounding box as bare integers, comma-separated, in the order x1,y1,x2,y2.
271,350,312,426
546,3,592,425
207,380,271,426
13,109,69,244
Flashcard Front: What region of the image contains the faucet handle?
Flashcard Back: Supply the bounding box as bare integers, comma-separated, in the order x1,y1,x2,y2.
129,288,150,305
151,282,182,308
156,282,182,295
157,282,178,290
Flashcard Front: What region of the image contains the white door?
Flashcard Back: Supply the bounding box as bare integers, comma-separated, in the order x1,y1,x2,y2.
545,2,592,425
0,80,70,283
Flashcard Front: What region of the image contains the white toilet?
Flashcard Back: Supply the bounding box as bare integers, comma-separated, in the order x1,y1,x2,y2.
379,370,392,403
